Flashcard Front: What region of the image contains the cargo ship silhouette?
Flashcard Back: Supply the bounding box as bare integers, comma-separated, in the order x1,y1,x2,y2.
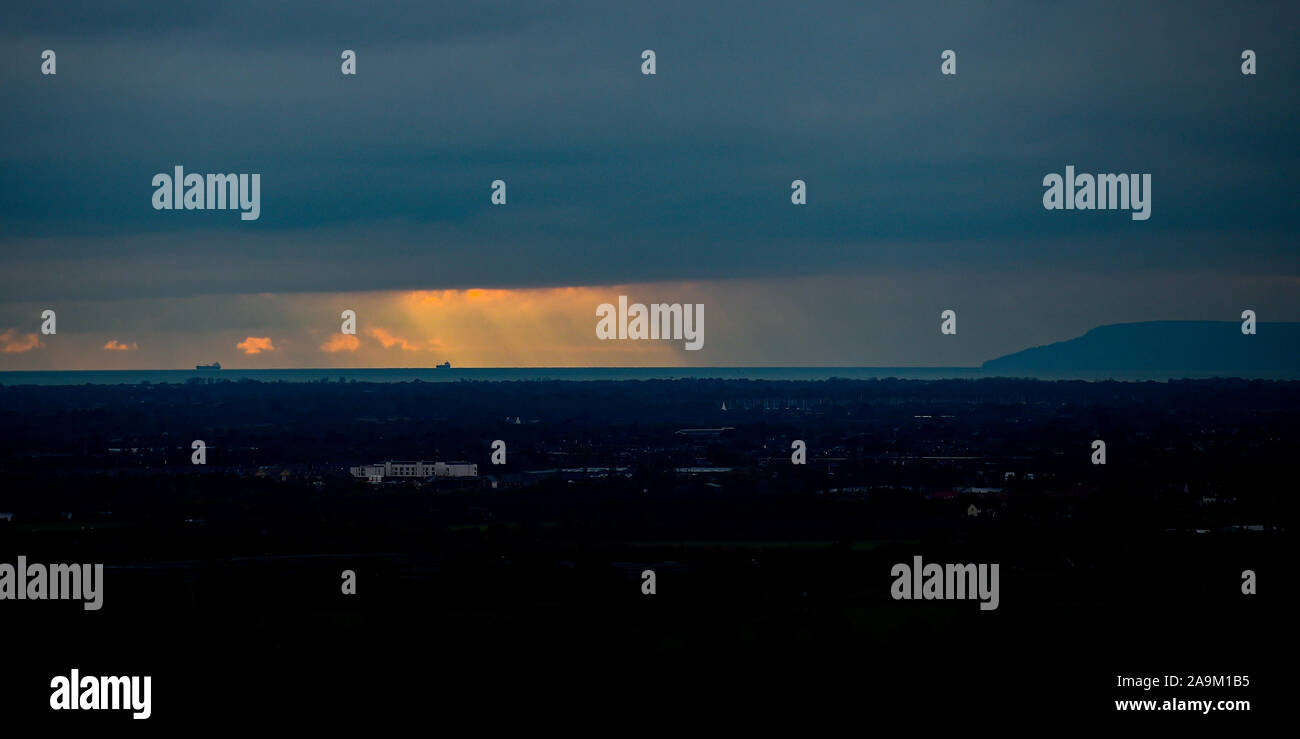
196,361,221,370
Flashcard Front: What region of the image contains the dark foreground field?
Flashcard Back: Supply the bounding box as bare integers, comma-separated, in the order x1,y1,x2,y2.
1,378,1291,726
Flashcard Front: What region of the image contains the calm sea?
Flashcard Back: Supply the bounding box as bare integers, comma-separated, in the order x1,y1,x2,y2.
0,367,1285,386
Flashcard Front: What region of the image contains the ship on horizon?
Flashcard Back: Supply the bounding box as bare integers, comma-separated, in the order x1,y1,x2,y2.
196,362,221,371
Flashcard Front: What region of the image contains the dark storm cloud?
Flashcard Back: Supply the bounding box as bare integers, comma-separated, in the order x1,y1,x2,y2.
1,0,1297,300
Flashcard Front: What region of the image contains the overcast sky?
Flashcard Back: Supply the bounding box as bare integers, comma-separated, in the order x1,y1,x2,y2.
1,1,1296,368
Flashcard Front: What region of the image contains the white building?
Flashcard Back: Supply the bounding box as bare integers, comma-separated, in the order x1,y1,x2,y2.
350,461,478,483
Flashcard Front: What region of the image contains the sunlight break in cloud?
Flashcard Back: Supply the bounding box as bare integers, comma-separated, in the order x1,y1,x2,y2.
0,329,43,353
237,336,276,355
103,340,138,351
369,327,422,351
320,333,360,353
